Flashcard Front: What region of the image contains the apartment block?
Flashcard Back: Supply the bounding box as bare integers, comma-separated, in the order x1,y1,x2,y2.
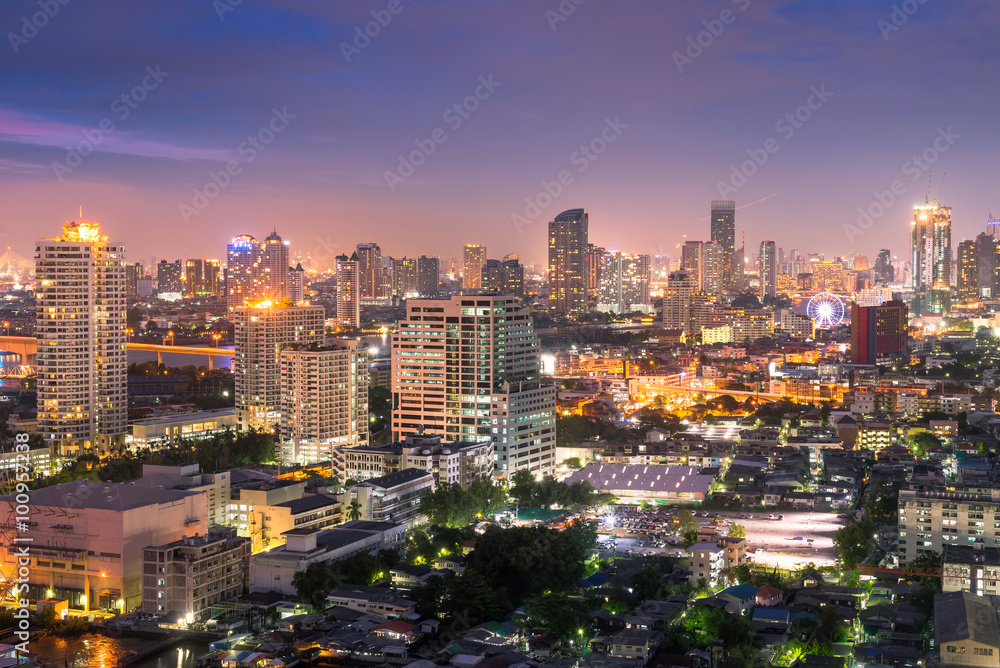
141,527,249,623
942,545,1000,597
898,486,1000,564
338,434,493,488
349,468,435,527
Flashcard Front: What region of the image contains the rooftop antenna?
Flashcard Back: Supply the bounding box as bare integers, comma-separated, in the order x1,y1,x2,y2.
925,171,932,204
937,172,947,202
79,205,83,219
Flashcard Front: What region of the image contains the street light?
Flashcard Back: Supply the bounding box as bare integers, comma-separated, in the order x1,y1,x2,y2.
212,332,222,348
125,327,133,342
166,330,175,346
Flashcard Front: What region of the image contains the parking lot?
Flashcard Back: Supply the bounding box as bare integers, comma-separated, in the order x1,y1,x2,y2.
594,507,845,569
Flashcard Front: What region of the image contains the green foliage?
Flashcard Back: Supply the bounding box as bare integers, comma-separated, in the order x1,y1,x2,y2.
908,431,942,458
420,477,507,527
522,594,591,640
564,457,583,469
509,471,611,509
405,525,477,565
368,385,391,413
833,517,877,566
292,550,399,610
665,605,759,660
346,500,362,522
864,477,899,523
729,523,747,539
34,607,88,634
681,528,699,549
466,522,595,609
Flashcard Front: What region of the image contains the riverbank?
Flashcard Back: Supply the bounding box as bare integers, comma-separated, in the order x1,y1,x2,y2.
31,634,209,668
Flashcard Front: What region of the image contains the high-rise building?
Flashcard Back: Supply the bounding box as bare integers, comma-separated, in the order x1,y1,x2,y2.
585,244,605,299
225,232,290,309
957,239,979,304
976,232,1000,300
356,242,382,299
759,240,777,300
663,271,696,334
873,249,893,283
681,241,701,273
393,257,418,296
125,262,143,299
36,220,127,456
710,200,736,292
183,258,221,297
157,259,182,294
850,300,908,365
481,258,525,298
336,253,360,328
279,339,369,465
597,252,651,314
700,241,724,295
911,201,952,291
548,208,589,317
289,262,305,304
417,255,440,297
233,303,325,432
463,244,487,292
391,295,556,476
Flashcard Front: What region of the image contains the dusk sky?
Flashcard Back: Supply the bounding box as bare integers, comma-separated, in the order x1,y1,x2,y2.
2,0,998,267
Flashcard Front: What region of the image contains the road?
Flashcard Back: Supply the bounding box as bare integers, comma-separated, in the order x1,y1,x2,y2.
703,510,843,570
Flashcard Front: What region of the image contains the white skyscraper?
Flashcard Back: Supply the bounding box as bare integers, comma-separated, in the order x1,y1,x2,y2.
234,303,325,432
36,221,127,456
336,252,360,328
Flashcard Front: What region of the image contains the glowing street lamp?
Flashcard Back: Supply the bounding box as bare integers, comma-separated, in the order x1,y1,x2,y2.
212,332,222,348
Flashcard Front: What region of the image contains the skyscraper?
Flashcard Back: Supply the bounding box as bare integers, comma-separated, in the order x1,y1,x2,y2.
336,253,360,328
288,262,305,304
157,259,182,294
391,295,556,476
584,244,605,300
393,257,418,296
663,271,696,334
957,239,978,304
547,208,589,317
700,241,724,295
356,242,382,299
417,255,440,297
597,252,652,314
125,262,143,299
226,231,290,309
850,300,908,365
463,244,487,292
681,241,701,273
233,303,325,431
911,201,952,291
873,249,893,283
279,339,369,465
481,258,525,298
36,220,127,456
710,200,736,292
759,240,777,300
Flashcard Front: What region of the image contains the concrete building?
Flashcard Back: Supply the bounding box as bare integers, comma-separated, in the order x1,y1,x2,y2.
336,252,360,328
228,475,340,554
417,255,440,297
547,208,589,317
142,527,249,623
279,340,368,466
898,486,1000,564
233,303,325,431
128,408,236,450
943,545,1000,597
348,469,434,527
139,464,232,528
663,271,696,335
249,521,405,595
338,435,493,488
597,252,652,314
687,542,724,587
36,220,127,456
481,258,525,298
391,295,557,476
463,244,486,291
710,200,736,293
288,262,305,304
356,242,383,299
0,480,207,611
934,591,1000,667
226,232,289,310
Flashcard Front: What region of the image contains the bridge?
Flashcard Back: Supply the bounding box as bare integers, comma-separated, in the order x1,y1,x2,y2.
0,336,235,374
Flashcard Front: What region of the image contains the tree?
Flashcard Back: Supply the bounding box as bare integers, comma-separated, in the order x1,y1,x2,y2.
864,477,899,523
681,529,699,549
675,509,699,534
368,385,391,412
564,457,583,469
908,431,941,458
833,518,876,566
522,594,591,640
346,500,363,522
728,523,747,539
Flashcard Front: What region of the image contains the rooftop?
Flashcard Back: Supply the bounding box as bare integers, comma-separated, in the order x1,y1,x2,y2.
17,480,200,512
935,591,1000,647
359,468,433,489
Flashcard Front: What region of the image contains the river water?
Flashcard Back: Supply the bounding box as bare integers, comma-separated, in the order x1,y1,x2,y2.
31,634,209,668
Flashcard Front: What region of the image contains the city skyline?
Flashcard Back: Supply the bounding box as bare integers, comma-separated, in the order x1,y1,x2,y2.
2,2,999,264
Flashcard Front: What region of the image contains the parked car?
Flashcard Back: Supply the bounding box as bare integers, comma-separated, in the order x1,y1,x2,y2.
768,514,775,520
778,514,785,520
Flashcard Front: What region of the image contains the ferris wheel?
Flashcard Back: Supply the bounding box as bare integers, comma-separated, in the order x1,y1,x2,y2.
807,292,845,327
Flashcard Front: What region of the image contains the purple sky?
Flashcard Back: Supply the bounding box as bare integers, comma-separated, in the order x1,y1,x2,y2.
2,0,999,267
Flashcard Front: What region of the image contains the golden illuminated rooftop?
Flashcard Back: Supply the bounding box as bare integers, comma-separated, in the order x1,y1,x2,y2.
62,220,105,243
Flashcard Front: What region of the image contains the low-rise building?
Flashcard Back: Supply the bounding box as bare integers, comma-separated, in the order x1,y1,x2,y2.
142,527,249,623
348,469,434,527
942,545,1000,597
129,408,237,449
249,521,406,595
687,543,724,587
338,435,493,489
565,464,715,504
935,591,1000,667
